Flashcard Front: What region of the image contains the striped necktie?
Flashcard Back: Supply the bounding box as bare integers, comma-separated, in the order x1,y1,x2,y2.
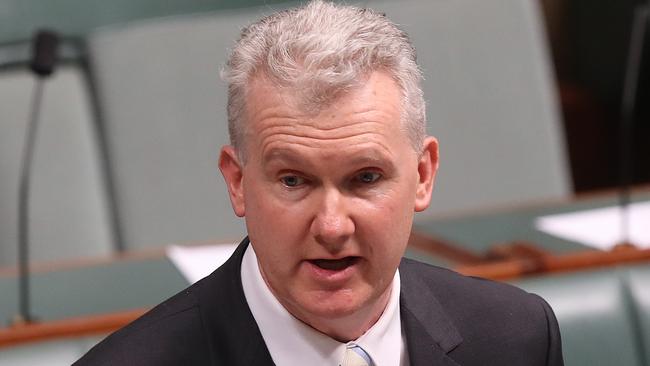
341,343,373,366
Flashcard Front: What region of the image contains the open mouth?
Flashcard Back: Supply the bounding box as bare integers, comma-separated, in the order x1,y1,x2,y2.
310,257,360,271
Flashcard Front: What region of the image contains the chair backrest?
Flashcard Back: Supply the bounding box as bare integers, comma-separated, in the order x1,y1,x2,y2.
0,66,114,265
87,0,570,249
87,8,288,250
366,0,570,219
516,268,645,366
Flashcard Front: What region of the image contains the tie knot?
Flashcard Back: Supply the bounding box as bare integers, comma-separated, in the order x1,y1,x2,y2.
341,343,373,366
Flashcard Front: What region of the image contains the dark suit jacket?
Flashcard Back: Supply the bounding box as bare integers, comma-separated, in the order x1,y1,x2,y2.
75,237,563,365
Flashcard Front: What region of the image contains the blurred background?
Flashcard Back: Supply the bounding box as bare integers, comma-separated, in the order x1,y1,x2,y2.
0,0,649,365
541,0,650,192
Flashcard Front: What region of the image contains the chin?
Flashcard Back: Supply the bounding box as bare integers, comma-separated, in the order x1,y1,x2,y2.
298,289,371,320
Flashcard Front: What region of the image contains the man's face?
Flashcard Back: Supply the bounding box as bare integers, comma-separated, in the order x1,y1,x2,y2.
220,71,437,336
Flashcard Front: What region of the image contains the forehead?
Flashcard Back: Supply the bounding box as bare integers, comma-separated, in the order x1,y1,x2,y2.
243,71,409,159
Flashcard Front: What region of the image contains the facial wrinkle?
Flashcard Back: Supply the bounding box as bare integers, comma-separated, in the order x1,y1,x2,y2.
256,118,399,153
260,133,395,163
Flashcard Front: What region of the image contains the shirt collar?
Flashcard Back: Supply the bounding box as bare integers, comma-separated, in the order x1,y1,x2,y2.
241,243,405,366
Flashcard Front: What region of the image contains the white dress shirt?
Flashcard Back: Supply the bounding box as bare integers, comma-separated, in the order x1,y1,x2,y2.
241,244,409,366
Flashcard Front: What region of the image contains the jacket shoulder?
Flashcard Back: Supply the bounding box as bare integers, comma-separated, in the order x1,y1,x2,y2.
74,281,211,366
400,258,563,365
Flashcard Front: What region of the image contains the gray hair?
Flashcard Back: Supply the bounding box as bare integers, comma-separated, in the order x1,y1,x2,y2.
222,0,425,161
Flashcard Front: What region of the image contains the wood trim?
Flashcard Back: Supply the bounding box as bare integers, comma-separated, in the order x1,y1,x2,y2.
0,308,147,349
456,246,650,280
455,259,539,280
484,241,553,261
408,230,485,265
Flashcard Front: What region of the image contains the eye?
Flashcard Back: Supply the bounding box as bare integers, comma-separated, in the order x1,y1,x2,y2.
280,175,305,187
356,171,382,184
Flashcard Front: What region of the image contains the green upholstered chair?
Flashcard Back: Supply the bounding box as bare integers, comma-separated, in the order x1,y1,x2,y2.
625,265,650,365
366,0,570,220
85,7,288,250
515,268,644,366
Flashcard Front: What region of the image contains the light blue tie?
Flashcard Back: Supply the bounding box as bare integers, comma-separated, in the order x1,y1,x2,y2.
341,343,373,366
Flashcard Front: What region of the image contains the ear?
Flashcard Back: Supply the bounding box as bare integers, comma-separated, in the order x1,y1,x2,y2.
414,136,439,212
218,146,246,217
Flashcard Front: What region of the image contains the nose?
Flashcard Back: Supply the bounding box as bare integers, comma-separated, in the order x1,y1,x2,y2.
310,188,355,250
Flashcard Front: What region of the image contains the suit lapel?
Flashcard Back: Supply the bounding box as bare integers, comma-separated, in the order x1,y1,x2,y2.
400,260,462,366
197,238,275,366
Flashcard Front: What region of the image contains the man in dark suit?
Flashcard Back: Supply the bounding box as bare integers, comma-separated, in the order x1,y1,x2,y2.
76,1,563,365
